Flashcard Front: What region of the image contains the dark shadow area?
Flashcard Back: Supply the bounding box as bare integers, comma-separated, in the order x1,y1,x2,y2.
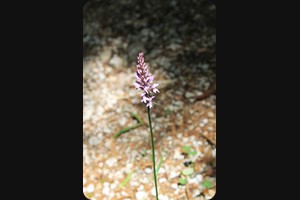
83,0,215,69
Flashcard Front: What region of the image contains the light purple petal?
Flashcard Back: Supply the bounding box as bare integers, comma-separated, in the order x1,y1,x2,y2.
146,101,153,108
152,83,159,88
134,82,140,88
148,76,154,83
140,92,146,97
144,86,150,94
141,95,148,103
153,88,159,93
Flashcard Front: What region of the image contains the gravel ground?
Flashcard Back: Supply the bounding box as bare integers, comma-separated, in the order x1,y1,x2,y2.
83,0,216,199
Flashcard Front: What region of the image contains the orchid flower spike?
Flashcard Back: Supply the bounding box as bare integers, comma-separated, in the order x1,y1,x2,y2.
134,52,159,109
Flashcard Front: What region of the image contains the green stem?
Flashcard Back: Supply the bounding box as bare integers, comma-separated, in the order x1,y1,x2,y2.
147,107,159,200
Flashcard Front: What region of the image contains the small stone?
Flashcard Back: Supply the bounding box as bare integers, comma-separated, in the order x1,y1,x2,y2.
173,150,184,160
202,118,208,124
171,183,178,190
119,117,127,126
212,148,216,157
109,54,123,67
158,194,169,200
86,184,94,193
196,91,203,96
185,91,195,98
103,182,109,187
110,183,117,189
188,125,194,131
159,167,166,174
167,43,182,51
106,157,117,167
159,177,167,183
88,136,101,146
189,98,196,103
204,82,211,89
109,193,115,198
103,127,111,134
145,167,152,174
83,107,93,122
115,171,123,179
177,133,183,138
207,111,215,118
140,177,148,183
207,126,214,131
121,191,128,196
169,171,178,179
130,181,139,186
151,187,159,196
138,185,144,191
196,174,203,182
135,191,148,200
189,177,198,184
205,189,216,199
125,163,133,173
100,48,112,63
141,28,151,37
102,187,110,196
201,63,209,70
99,73,105,80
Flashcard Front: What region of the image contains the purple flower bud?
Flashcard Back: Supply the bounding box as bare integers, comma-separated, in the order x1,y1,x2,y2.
134,52,159,108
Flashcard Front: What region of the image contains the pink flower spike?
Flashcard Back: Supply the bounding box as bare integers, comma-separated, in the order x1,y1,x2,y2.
134,52,159,109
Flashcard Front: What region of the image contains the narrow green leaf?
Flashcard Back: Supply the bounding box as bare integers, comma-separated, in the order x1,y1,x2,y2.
119,170,134,188
114,124,142,138
130,112,143,124
156,155,164,176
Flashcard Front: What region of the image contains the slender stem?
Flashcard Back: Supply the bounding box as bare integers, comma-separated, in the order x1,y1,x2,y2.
147,107,159,200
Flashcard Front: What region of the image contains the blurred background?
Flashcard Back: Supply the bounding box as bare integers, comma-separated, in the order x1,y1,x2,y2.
83,0,216,199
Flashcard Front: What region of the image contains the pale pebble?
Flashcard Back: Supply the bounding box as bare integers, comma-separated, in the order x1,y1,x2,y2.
135,191,148,200
159,177,167,183
86,184,94,193
171,183,178,190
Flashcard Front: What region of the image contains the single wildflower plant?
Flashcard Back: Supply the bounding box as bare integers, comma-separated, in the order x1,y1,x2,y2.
134,52,159,200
